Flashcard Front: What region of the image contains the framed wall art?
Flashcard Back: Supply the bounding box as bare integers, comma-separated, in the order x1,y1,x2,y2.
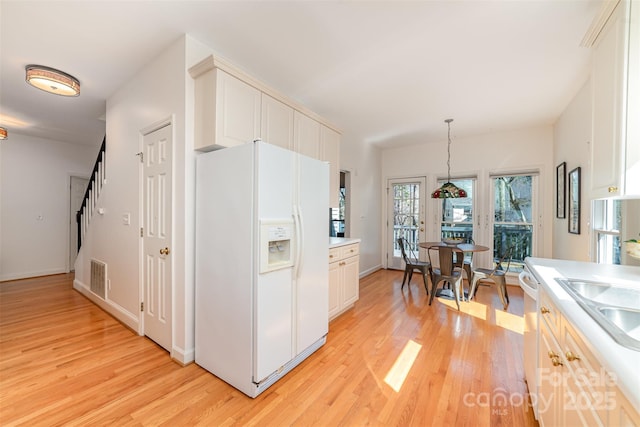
556,162,566,218
568,167,581,234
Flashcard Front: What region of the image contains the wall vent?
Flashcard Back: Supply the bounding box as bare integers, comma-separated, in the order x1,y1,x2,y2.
90,259,107,299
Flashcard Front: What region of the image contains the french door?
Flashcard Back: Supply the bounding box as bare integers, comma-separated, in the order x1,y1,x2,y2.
387,177,426,270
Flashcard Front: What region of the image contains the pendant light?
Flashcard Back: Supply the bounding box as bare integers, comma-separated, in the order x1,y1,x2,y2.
0,127,7,140
25,65,80,97
431,119,467,198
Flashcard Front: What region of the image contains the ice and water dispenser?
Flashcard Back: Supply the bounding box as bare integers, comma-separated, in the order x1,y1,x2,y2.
259,219,294,273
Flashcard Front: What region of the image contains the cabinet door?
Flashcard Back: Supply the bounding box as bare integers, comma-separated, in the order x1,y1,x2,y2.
538,316,562,427
610,387,640,426
342,256,360,307
261,94,294,150
321,125,341,208
293,111,321,159
328,261,341,320
591,2,626,198
215,69,261,148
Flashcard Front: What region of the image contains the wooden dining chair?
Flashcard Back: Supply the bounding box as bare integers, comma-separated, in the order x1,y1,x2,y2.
428,246,465,310
397,238,431,295
469,246,514,310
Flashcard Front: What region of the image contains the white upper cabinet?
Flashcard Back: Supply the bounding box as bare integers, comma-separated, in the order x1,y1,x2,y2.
590,0,640,198
192,67,261,150
293,111,321,160
189,55,342,202
320,125,341,208
261,94,294,151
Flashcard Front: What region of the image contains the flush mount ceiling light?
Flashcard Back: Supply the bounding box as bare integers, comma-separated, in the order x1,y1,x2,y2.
431,119,467,199
0,127,7,140
25,65,80,97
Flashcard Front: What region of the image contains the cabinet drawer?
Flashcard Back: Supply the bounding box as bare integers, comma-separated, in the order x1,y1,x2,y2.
539,288,561,336
340,243,359,259
329,247,341,263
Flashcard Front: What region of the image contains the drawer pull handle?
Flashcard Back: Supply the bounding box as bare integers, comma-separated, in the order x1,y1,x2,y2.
329,255,334,258
565,351,581,362
551,357,563,367
540,306,550,314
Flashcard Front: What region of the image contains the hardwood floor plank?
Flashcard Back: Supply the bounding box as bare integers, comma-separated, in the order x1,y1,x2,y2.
0,271,538,426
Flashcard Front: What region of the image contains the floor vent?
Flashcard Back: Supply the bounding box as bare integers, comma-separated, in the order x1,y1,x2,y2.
90,259,107,299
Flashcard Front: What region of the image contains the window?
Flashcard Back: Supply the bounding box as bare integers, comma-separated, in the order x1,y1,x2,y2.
492,175,535,272
593,199,621,264
439,178,474,242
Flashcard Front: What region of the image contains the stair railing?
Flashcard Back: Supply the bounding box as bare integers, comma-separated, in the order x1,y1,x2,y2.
76,137,106,251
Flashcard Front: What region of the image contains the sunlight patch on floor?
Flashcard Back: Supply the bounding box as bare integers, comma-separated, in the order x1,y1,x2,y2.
495,309,524,334
384,339,422,392
438,298,488,320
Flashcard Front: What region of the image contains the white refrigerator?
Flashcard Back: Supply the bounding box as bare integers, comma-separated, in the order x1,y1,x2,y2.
195,140,329,398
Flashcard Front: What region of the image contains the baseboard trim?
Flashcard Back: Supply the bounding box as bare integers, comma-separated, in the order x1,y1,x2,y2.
1,268,68,282
73,278,140,332
360,264,382,278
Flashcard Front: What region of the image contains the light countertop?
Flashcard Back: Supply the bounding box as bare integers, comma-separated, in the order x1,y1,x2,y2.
329,237,361,249
525,257,640,409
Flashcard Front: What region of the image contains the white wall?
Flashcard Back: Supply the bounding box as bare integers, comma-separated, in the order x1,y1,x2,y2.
381,126,554,269
552,79,592,261
74,35,193,362
340,131,383,276
0,133,97,280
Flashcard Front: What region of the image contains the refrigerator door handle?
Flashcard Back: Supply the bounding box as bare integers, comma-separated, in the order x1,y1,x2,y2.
292,206,304,279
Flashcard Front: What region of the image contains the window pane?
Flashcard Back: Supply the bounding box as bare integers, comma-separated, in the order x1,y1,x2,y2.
493,175,534,273
393,183,421,258
597,233,621,264
440,179,474,242
494,176,532,223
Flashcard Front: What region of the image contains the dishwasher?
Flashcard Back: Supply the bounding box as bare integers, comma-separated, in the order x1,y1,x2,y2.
519,265,539,420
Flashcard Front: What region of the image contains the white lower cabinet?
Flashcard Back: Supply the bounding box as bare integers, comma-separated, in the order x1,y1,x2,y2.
328,243,359,320
538,287,640,426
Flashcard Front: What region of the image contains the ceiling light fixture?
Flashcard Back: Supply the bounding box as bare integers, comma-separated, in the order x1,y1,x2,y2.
25,65,80,97
431,119,467,199
0,127,7,140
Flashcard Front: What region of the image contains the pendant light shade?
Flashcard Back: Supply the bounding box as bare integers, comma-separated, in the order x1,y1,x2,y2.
26,65,80,97
431,119,467,199
0,127,7,140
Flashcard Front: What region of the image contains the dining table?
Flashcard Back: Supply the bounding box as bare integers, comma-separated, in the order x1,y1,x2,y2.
418,241,490,299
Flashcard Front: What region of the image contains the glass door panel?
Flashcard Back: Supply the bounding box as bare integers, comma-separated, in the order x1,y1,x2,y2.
387,177,426,269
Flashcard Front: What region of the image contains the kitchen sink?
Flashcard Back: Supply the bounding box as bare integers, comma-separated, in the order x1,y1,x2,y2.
562,280,640,309
597,307,640,342
555,278,640,351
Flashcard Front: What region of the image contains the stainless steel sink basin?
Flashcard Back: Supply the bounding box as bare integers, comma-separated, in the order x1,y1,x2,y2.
563,280,640,309
555,278,640,351
598,307,640,342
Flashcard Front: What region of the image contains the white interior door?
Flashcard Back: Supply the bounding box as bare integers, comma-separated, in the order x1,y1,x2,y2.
143,123,173,352
387,177,426,269
69,176,88,271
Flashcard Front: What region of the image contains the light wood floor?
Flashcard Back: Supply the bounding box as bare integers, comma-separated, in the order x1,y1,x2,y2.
0,270,538,426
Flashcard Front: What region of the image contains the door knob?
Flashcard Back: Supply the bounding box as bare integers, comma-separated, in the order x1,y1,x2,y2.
160,247,170,255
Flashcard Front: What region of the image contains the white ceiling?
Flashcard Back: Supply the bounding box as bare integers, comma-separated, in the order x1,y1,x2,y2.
0,0,602,150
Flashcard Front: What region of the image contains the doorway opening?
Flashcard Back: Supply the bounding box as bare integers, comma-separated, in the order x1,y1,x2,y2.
331,171,350,238
69,175,89,272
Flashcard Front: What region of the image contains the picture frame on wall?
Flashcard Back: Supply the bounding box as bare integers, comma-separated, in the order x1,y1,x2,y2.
568,167,581,234
556,162,566,218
